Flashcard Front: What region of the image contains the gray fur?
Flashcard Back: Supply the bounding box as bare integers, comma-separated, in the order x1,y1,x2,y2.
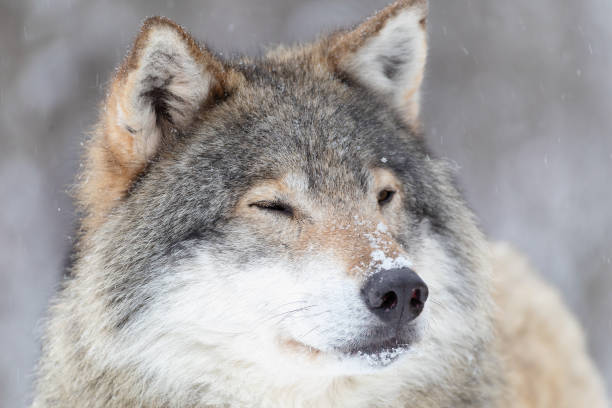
31,3,608,408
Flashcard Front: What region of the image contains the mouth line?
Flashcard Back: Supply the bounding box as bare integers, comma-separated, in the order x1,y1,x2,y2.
280,337,323,358
337,336,411,367
280,327,417,367
282,336,410,368
345,337,408,356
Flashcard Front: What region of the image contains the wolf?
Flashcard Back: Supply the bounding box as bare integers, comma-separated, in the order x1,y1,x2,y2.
32,1,608,407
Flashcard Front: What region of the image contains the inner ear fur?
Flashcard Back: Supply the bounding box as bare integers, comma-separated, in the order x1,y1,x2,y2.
78,17,239,230
325,0,428,128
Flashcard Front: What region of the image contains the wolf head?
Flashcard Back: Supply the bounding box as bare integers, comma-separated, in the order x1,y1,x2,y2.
46,1,499,406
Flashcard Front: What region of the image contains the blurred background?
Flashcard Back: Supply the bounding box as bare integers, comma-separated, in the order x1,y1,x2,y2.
1,0,610,405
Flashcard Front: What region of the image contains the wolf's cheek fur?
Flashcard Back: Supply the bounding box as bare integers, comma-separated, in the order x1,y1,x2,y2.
103,230,487,406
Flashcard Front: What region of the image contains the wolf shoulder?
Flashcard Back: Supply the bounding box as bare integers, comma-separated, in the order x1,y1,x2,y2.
489,242,609,408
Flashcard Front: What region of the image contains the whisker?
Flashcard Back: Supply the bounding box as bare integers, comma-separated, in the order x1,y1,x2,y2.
266,305,318,326
298,325,321,340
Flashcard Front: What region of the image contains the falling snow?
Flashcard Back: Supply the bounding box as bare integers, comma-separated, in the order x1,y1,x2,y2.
1,1,611,404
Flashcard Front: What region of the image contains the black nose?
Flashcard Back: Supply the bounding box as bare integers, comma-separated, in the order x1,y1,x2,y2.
361,268,428,325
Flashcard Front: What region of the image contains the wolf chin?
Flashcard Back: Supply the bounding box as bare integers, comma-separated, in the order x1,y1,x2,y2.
32,1,608,407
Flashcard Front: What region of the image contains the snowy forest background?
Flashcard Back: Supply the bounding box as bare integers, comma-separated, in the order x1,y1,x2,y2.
1,0,611,405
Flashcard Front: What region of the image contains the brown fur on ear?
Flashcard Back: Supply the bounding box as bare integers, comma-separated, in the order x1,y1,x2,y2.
77,17,240,231
327,0,427,62
325,0,428,128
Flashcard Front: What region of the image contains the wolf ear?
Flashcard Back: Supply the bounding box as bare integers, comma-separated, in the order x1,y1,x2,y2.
327,0,428,128
80,17,234,228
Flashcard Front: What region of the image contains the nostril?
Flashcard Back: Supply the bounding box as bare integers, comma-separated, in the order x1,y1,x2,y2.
380,291,398,310
409,286,428,313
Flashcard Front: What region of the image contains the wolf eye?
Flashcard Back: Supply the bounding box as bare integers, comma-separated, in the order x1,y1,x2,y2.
377,189,396,206
249,200,294,218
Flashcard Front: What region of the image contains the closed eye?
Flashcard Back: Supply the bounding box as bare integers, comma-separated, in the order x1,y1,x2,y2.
249,200,294,218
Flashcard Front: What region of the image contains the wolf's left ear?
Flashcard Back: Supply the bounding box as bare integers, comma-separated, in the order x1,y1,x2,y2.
327,0,428,128
80,17,238,228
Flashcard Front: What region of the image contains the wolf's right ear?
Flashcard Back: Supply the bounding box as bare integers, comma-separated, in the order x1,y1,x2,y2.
80,17,239,228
